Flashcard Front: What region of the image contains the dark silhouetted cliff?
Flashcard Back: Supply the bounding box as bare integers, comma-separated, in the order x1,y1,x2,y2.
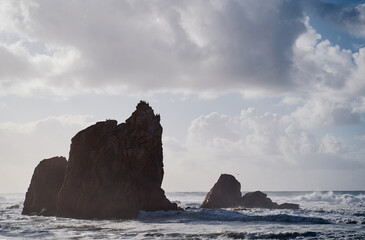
23,101,177,219
22,156,67,216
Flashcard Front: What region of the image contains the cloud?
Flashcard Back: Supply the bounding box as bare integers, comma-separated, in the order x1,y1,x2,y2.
320,134,344,154
285,98,362,129
188,112,240,144
1,1,364,124
0,0,307,97
293,18,354,90
164,108,364,170
0,115,94,134
162,107,365,190
280,96,304,106
163,136,186,153
280,16,365,129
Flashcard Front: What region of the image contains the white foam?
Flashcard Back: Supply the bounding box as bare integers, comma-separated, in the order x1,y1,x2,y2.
1,192,365,239
295,191,365,204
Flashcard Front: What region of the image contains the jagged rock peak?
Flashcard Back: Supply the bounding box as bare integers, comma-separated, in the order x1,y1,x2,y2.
136,100,152,111
125,100,160,131
134,101,156,117
56,101,177,219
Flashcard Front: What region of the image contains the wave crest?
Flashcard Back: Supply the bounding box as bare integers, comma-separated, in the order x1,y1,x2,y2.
296,191,365,204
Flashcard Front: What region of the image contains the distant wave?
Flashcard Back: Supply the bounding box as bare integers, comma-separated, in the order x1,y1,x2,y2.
295,191,365,204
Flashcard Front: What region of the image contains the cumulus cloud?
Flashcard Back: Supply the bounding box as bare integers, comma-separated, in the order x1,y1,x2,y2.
278,16,365,129
285,98,362,129
164,108,364,169
320,134,345,154
162,107,364,190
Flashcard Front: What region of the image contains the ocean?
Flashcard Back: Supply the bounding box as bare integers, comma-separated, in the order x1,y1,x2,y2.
0,191,364,239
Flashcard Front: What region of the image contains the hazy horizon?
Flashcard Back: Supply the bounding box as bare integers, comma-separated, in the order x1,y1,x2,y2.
1,0,365,193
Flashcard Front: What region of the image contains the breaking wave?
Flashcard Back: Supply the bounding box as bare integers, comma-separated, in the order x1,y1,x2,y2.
295,191,365,204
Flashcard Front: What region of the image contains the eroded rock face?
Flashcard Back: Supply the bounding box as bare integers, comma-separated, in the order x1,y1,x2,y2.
22,156,67,216
200,174,241,208
56,101,177,219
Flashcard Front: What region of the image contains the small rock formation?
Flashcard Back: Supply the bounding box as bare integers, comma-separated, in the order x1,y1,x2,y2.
201,174,299,210
277,202,300,210
201,174,241,208
22,156,67,216
240,191,277,209
56,101,177,219
240,191,299,210
240,191,278,209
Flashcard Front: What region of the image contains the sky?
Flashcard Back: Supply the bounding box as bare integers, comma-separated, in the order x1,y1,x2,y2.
0,0,365,193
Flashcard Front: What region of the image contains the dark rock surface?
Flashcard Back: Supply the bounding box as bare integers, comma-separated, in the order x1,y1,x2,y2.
201,174,299,210
277,202,300,210
22,156,67,216
240,191,279,209
56,101,177,219
240,191,299,210
200,174,241,208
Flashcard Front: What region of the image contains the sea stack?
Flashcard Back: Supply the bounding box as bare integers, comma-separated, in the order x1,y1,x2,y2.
22,156,67,216
201,174,299,210
23,101,178,219
200,174,241,208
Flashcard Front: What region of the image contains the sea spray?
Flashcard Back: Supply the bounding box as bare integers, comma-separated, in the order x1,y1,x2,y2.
1,191,364,239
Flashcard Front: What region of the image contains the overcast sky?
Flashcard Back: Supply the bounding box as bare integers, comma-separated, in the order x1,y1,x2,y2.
1,0,365,192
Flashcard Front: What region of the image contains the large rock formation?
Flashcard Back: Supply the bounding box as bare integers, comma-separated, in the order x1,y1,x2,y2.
22,156,67,216
201,174,241,208
201,174,299,210
23,101,178,219
56,101,177,219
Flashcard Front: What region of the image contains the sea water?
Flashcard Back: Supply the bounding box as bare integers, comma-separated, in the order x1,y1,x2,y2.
0,191,364,239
